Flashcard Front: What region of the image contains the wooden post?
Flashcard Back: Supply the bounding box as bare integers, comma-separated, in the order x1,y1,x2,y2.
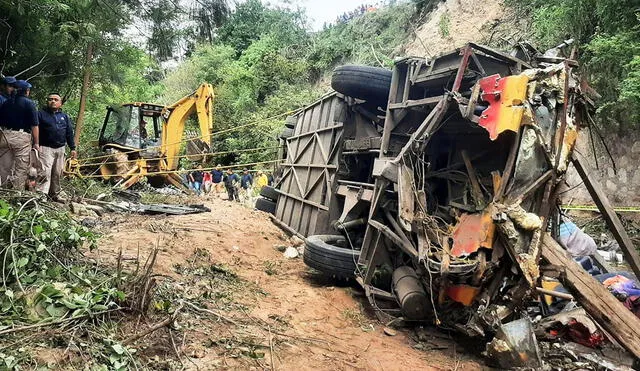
74,43,94,146
541,233,640,358
571,153,640,279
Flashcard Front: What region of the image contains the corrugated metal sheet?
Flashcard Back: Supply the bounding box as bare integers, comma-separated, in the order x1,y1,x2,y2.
275,93,347,237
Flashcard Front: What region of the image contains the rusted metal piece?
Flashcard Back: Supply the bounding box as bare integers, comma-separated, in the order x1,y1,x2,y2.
398,163,415,231
452,45,473,93
451,213,495,257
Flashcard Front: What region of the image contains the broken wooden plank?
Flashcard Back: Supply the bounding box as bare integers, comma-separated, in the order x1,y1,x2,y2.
571,153,640,279
540,233,640,358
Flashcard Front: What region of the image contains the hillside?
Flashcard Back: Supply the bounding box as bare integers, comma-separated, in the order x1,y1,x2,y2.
404,0,524,57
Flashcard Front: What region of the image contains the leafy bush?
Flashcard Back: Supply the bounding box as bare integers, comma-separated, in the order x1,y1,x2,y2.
0,198,123,325
506,0,640,131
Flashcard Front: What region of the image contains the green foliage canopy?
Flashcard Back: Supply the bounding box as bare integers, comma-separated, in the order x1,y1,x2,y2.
507,0,640,131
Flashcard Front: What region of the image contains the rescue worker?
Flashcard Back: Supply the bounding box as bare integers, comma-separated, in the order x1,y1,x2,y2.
0,76,16,106
36,93,76,200
240,168,253,202
223,168,240,202
189,165,204,195
255,170,268,191
211,164,224,195
0,80,39,189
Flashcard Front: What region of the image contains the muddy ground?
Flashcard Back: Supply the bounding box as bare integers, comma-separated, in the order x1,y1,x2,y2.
85,196,484,370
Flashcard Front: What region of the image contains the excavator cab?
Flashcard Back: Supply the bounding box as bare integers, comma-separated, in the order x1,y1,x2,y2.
98,103,164,152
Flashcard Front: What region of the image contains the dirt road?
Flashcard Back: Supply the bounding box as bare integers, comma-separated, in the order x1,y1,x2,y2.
95,197,483,370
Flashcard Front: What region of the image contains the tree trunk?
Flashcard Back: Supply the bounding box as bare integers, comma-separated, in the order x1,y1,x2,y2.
74,43,94,146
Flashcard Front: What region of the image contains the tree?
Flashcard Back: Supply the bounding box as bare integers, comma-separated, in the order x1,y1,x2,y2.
189,0,230,44
507,0,640,131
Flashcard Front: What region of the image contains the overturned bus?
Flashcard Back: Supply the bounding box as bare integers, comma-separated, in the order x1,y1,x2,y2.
264,42,640,362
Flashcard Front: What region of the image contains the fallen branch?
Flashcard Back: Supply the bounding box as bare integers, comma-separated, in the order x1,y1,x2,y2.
0,308,125,336
182,300,241,327
123,303,183,345
268,325,276,371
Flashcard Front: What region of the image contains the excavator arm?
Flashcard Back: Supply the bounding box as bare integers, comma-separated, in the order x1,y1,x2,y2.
161,83,215,170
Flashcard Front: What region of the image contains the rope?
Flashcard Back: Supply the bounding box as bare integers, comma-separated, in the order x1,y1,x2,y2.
76,160,280,179
76,109,295,163
75,145,282,168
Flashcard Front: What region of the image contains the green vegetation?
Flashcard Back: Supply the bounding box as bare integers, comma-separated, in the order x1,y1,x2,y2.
438,13,451,38
0,193,146,369
0,0,415,166
506,0,640,131
160,0,415,165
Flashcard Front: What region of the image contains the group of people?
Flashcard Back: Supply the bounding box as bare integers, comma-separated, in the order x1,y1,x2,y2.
0,75,76,200
334,3,379,24
184,165,271,202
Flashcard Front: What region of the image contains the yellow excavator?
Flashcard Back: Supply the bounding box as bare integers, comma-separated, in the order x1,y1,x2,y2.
73,83,214,189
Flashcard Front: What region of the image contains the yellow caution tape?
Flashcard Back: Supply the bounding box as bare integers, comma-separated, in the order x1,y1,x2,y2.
562,205,640,213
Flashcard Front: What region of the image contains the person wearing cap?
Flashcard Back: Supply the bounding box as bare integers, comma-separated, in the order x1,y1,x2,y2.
36,93,76,200
255,170,268,191
211,164,224,196
240,168,253,202
0,80,39,189
223,168,240,201
0,76,16,106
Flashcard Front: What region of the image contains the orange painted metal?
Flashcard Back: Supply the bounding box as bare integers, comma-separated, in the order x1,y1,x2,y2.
446,285,481,306
450,212,496,257
478,74,529,140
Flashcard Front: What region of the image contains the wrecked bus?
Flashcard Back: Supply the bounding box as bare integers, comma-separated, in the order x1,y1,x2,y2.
263,42,640,365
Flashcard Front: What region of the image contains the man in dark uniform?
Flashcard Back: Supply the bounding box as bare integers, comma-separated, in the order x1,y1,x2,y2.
223,168,240,202
0,80,39,189
37,93,76,199
0,76,16,106
240,168,253,202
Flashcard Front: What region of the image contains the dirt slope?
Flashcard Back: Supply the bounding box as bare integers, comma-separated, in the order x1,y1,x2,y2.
94,197,483,370
404,0,527,58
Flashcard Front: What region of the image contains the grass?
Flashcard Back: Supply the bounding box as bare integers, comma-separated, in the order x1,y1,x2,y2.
263,261,280,276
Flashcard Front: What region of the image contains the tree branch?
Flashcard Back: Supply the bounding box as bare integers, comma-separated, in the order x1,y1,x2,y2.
14,53,48,78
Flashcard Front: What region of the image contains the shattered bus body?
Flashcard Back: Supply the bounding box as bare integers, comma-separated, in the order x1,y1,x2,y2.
356,43,584,336
268,43,640,363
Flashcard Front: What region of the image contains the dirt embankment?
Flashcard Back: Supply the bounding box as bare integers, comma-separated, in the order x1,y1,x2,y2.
90,197,483,370
404,0,528,58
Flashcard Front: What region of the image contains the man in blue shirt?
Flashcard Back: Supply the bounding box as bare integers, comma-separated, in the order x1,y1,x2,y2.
240,168,253,202
0,80,39,190
0,76,16,106
211,164,224,196
36,93,76,199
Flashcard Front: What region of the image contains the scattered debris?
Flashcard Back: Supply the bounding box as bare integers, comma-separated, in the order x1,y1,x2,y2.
83,198,211,215
289,235,305,247
283,246,299,259
486,319,542,369
383,327,397,336
536,308,605,348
